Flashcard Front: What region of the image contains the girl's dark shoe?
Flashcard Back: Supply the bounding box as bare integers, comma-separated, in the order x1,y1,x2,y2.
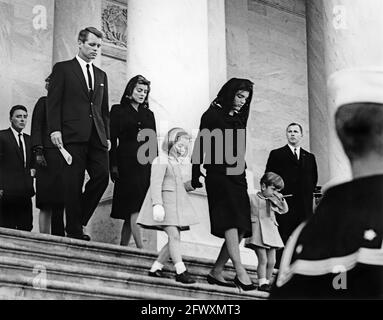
175,271,196,284
148,270,169,278
207,274,236,288
233,276,258,291
258,284,271,292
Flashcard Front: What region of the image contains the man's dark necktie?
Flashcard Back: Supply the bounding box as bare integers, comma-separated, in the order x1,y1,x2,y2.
86,64,93,98
18,133,25,167
294,147,299,161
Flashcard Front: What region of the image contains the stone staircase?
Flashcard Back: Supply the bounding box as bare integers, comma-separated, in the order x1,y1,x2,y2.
0,228,269,300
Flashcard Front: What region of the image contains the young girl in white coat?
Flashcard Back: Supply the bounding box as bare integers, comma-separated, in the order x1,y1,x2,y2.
245,172,288,292
137,127,199,284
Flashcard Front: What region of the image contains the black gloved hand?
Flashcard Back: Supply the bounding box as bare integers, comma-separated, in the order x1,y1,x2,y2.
110,166,119,183
191,163,206,189
191,171,205,189
191,164,205,189
34,147,47,167
191,178,203,189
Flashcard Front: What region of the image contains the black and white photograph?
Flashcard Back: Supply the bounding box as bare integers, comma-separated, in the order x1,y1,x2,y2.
0,0,383,307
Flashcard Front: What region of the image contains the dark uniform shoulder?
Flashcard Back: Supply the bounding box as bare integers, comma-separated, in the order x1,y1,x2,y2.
273,176,383,299
287,176,383,262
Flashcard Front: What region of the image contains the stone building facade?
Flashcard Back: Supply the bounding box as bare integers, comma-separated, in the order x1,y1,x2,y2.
3,0,375,262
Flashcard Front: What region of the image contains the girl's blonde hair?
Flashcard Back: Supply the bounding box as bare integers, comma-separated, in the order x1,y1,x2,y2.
162,127,191,154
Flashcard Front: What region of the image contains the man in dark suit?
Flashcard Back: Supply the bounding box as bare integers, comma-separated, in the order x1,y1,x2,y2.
0,105,35,231
265,123,318,264
46,27,110,241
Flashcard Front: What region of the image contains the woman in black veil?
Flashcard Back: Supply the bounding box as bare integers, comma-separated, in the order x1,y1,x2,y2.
191,78,257,290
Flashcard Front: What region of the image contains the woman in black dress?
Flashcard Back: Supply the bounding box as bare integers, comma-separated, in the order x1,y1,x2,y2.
191,78,257,290
109,75,157,248
31,76,65,236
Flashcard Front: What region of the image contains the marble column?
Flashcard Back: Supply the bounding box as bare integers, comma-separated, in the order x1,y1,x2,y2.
305,0,330,186
208,0,227,102
126,0,211,136
52,0,102,65
224,0,251,79
0,0,54,131
306,0,383,188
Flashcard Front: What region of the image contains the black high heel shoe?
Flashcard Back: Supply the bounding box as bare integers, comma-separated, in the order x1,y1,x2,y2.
233,276,258,291
207,274,236,288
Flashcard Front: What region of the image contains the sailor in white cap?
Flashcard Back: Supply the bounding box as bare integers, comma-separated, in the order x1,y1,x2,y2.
270,67,383,299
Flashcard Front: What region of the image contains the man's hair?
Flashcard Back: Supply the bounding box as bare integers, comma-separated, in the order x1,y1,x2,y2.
260,172,284,190
286,122,303,134
335,103,383,160
10,105,28,118
78,27,103,43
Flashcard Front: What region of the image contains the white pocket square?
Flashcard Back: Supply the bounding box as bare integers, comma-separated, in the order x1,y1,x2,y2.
100,83,104,87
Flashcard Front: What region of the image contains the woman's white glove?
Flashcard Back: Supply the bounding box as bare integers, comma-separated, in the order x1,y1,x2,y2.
153,204,165,222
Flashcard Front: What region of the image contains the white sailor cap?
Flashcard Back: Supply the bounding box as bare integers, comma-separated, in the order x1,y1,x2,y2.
328,67,383,109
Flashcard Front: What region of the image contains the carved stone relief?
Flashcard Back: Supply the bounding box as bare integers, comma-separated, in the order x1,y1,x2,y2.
101,0,127,61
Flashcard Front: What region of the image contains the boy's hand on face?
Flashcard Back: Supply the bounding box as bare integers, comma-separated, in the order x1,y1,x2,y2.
273,191,284,201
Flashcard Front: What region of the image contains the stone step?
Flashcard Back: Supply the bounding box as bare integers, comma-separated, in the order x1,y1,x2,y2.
0,228,266,282
0,228,269,299
0,256,267,300
0,273,185,300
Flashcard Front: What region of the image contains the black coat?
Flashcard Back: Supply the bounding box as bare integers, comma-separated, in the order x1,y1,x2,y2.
271,175,383,299
46,58,110,147
0,129,34,198
265,145,318,242
31,97,65,207
192,103,247,176
109,103,157,218
31,97,56,149
192,103,251,238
